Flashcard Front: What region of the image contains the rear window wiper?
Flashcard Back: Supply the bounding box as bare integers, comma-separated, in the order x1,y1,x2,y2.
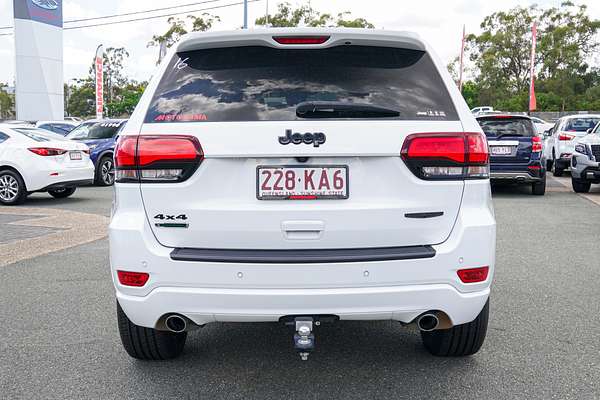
296,102,401,119
495,133,526,139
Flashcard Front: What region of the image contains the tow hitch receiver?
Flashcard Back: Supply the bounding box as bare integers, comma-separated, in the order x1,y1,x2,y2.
293,317,315,361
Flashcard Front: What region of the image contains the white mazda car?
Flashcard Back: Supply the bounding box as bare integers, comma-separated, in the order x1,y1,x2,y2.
0,125,94,205
110,29,496,360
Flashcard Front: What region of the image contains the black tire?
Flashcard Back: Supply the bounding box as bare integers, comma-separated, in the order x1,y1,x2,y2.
552,153,564,177
421,299,489,357
0,169,27,205
95,155,115,186
532,178,546,196
117,302,187,360
48,187,77,199
572,177,591,193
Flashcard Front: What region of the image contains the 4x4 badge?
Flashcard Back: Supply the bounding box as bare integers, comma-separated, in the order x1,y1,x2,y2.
279,129,326,147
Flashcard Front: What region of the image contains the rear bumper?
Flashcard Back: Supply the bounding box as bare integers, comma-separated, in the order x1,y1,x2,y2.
490,171,543,182
117,284,490,327
24,164,95,191
110,181,496,329
38,179,93,192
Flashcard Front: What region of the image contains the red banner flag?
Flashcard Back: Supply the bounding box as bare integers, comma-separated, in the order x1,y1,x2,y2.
529,22,537,112
95,45,104,120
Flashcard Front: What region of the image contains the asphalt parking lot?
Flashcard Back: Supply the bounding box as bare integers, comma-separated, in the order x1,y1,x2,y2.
1,178,599,400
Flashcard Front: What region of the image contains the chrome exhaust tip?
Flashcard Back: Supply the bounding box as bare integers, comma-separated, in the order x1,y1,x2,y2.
165,314,187,333
417,313,439,332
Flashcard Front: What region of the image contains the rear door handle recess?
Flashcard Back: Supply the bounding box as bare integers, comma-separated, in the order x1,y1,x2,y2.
282,221,324,240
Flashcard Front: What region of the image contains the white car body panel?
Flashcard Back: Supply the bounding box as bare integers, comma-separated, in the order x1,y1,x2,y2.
0,125,94,191
110,29,495,329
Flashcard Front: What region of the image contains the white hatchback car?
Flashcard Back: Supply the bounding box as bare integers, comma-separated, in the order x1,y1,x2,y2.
110,29,496,360
0,125,94,205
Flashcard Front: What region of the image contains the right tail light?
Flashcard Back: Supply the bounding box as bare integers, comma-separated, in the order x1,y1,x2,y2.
401,132,489,180
532,136,542,153
115,135,203,183
559,133,575,141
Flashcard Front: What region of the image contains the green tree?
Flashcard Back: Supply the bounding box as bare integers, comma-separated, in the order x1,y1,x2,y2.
106,81,147,117
148,14,220,49
0,83,15,119
462,2,600,111
66,78,95,118
255,2,374,28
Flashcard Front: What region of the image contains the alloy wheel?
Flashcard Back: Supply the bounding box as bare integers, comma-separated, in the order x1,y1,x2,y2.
0,174,19,202
101,159,115,185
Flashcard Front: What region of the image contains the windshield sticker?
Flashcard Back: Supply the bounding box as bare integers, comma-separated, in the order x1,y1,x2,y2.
154,113,208,122
417,110,447,117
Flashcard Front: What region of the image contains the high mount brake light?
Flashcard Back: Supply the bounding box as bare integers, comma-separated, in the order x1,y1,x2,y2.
273,36,330,45
532,136,542,153
28,148,68,156
401,132,489,180
114,135,203,183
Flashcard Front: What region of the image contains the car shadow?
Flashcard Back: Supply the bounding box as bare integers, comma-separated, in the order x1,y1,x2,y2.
121,321,487,398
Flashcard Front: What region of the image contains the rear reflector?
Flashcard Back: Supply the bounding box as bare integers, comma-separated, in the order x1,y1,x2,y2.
401,132,489,180
117,270,149,287
28,147,67,156
457,266,489,283
273,36,330,45
115,135,203,183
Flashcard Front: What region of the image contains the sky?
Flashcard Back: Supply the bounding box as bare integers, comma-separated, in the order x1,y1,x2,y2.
1,0,599,85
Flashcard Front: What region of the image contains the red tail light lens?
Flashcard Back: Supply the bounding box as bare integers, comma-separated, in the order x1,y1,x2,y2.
273,36,330,45
117,270,150,287
115,135,203,183
28,147,68,156
401,132,489,180
559,133,575,141
457,266,489,283
532,136,542,152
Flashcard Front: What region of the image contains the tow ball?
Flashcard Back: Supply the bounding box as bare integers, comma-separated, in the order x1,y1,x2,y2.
293,317,316,361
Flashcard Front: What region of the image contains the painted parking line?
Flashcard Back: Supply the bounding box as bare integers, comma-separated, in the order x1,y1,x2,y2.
0,207,109,267
548,176,600,206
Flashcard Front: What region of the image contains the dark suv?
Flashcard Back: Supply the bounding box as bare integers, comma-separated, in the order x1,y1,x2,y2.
476,115,546,195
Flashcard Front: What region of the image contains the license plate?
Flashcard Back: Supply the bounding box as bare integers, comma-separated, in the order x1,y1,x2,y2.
257,166,348,200
490,146,512,155
69,151,82,160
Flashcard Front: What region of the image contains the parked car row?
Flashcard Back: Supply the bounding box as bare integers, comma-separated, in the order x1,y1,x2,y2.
473,113,600,195
0,118,127,205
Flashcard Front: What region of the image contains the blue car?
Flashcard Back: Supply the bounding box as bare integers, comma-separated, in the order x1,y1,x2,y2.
476,114,546,195
67,119,127,186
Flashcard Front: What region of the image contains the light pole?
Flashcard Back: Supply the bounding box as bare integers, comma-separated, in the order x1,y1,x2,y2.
243,0,248,29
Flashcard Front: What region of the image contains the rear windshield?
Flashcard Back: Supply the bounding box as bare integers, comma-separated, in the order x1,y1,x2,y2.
477,117,536,137
145,45,458,123
68,121,123,140
14,128,67,142
564,118,600,132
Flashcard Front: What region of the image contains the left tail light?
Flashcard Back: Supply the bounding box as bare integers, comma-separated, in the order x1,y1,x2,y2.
401,132,489,180
28,147,67,156
115,135,203,183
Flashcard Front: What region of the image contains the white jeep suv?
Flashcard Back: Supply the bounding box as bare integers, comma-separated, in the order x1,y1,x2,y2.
110,29,495,360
